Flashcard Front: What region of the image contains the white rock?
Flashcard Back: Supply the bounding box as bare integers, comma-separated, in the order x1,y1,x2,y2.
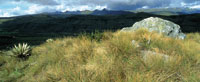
121,17,186,39
132,40,140,48
141,50,169,62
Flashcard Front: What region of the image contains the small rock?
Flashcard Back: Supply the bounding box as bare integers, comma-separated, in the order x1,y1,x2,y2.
132,40,140,48
141,50,169,62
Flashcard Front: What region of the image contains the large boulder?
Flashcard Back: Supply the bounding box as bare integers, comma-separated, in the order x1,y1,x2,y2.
121,17,186,39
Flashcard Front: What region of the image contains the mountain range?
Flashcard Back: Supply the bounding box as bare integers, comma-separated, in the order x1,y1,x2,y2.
50,8,200,16
132,7,200,16
51,8,133,15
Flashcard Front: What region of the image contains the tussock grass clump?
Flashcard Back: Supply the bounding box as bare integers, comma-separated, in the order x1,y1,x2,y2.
0,29,200,82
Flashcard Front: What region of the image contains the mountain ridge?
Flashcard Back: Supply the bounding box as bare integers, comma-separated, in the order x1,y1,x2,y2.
48,8,200,16
0,12,200,34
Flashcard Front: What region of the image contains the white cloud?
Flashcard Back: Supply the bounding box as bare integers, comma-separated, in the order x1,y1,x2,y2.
142,6,149,9
25,5,44,14
0,12,12,17
190,5,200,9
56,4,65,12
0,6,21,17
12,6,21,11
94,6,107,10
181,2,187,6
56,5,107,12
61,5,92,11
180,1,200,9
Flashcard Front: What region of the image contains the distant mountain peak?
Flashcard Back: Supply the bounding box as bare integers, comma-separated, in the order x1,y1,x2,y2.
102,8,108,11
132,7,200,16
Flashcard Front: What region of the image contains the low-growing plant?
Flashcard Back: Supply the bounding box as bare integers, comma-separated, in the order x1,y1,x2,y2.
10,43,31,59
46,38,54,43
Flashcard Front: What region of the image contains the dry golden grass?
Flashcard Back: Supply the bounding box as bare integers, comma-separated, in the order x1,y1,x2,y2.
0,29,200,82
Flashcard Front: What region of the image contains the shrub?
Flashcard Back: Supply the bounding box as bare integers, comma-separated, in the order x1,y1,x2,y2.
9,43,31,59
46,38,54,43
0,56,5,67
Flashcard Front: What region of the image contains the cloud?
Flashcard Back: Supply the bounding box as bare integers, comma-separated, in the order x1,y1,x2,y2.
25,5,44,14
26,0,59,5
42,0,173,11
0,12,12,17
0,0,200,17
179,1,200,9
13,6,20,11
0,0,59,5
52,0,175,10
141,6,149,9
1,0,200,9
0,6,21,17
60,5,107,12
190,5,200,9
183,0,199,3
16,0,59,5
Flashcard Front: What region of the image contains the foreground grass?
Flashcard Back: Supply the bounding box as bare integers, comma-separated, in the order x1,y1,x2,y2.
0,29,200,82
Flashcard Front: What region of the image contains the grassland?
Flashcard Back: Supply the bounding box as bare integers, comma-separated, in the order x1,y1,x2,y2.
0,19,13,32
0,29,199,82
0,19,13,25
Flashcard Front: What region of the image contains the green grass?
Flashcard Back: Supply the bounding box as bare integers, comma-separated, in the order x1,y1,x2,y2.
0,29,200,82
0,19,13,25
0,19,13,31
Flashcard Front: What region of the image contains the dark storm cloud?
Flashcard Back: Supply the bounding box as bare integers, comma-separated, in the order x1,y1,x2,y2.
0,0,59,5
13,0,59,5
183,0,199,3
1,0,200,17
52,0,174,10
106,0,172,10
26,0,59,5
1,0,200,10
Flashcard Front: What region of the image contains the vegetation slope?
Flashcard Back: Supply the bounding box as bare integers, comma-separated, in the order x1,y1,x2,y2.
1,13,200,49
0,29,199,82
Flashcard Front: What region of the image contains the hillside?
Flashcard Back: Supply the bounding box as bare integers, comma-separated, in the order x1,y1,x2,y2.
1,0,200,81
0,13,200,49
0,14,199,82
0,13,200,34
0,29,199,82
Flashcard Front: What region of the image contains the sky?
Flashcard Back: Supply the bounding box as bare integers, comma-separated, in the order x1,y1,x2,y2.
0,0,200,17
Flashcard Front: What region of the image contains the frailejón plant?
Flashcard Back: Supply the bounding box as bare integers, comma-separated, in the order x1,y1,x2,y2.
10,43,31,58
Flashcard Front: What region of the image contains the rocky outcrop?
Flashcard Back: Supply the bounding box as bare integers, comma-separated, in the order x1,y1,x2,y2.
121,17,186,39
